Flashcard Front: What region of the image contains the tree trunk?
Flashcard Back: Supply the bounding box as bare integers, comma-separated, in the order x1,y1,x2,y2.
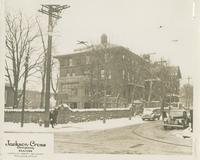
13,83,18,108
40,75,45,108
21,72,27,127
21,54,29,127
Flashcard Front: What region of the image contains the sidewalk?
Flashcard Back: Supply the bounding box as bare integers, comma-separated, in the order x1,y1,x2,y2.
4,116,145,133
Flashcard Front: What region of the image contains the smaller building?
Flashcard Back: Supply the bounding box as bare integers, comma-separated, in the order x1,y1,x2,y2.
4,83,54,109
146,63,182,105
5,83,14,107
179,83,193,109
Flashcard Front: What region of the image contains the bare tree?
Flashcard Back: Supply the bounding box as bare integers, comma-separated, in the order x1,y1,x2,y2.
36,18,47,108
5,13,41,108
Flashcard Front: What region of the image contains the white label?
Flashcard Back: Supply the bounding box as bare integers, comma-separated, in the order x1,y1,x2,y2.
3,133,53,160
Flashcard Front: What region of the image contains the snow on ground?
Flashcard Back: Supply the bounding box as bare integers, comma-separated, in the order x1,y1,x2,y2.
4,116,145,133
171,127,193,139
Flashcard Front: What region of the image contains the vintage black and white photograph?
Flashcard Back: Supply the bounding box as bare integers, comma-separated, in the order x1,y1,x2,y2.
2,0,199,158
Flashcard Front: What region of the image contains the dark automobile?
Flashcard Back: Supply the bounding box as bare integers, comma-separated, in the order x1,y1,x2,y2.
163,109,189,130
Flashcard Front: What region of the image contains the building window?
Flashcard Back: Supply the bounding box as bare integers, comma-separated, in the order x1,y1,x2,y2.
123,89,126,98
71,88,78,96
69,58,73,66
76,57,81,65
84,103,91,109
122,55,125,60
122,70,125,79
62,85,78,97
128,72,130,81
86,55,90,64
106,86,112,96
61,84,68,92
66,73,70,77
132,60,135,66
60,59,65,66
108,70,112,79
85,87,90,96
104,53,108,63
100,69,105,79
72,72,76,77
132,75,135,81
84,70,90,75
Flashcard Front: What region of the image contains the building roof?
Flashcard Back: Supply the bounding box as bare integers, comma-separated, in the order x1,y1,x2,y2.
54,34,146,62
151,63,182,79
54,43,121,58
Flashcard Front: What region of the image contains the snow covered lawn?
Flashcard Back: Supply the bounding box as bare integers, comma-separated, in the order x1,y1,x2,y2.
4,116,145,133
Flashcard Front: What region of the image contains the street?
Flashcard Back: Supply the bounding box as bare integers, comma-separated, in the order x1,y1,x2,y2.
54,120,192,154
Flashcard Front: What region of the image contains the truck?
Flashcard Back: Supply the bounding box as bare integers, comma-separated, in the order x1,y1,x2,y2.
163,109,189,130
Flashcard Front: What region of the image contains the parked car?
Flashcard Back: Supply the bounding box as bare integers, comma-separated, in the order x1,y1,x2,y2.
163,109,189,130
142,108,161,121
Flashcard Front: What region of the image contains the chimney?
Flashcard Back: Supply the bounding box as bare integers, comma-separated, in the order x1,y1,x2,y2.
101,34,108,46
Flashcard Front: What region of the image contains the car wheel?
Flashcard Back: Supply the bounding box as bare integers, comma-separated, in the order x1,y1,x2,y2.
164,126,167,130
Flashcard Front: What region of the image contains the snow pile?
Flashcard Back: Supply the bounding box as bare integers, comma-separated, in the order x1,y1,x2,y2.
5,104,131,113
4,116,144,133
57,103,131,112
4,108,45,112
72,107,130,112
172,127,193,139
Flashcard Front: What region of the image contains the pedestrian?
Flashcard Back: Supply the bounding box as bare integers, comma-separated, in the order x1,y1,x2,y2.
38,117,43,127
53,108,58,125
49,110,54,128
129,104,133,120
162,111,167,119
190,109,193,132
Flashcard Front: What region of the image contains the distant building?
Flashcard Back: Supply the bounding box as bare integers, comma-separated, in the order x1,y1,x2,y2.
5,83,48,109
5,83,14,107
179,83,193,109
147,63,182,104
54,34,151,109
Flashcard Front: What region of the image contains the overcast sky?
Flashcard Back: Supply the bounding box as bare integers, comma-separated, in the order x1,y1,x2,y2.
5,0,199,90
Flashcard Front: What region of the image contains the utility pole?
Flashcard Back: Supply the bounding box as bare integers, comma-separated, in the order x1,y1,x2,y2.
39,4,70,127
186,76,192,109
102,45,109,124
145,78,160,107
148,80,153,104
155,58,167,119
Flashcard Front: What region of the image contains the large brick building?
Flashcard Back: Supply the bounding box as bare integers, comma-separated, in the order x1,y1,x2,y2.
55,34,151,109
